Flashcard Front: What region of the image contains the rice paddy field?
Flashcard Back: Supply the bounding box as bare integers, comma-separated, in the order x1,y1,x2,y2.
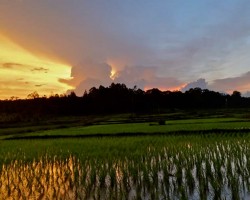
1,110,250,199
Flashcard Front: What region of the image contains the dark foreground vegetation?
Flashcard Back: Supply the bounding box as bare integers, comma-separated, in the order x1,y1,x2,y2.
0,83,250,123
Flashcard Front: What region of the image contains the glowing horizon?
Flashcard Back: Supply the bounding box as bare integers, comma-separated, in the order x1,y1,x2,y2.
144,84,186,92
1,0,250,98
0,33,73,100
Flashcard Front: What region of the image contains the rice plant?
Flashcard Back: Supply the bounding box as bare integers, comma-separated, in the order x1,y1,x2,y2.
0,133,250,199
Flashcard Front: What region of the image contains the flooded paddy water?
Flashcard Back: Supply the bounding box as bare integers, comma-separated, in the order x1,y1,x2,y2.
0,135,250,199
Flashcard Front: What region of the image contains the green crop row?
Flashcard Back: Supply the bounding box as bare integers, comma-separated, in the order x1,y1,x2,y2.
2,117,250,140
0,133,250,199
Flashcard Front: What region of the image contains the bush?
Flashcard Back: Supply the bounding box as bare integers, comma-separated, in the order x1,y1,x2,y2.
158,120,166,125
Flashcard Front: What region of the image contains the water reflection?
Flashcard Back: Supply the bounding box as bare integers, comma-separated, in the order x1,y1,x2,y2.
0,156,80,199
0,141,250,199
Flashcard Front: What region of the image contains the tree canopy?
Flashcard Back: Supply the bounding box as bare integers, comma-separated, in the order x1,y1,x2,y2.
0,83,249,121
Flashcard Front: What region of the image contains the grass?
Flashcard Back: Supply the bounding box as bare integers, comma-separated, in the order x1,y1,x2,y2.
1,109,250,198
1,108,250,138
0,133,249,162
2,117,250,140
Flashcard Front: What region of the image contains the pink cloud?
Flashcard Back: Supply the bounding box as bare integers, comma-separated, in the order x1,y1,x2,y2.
209,71,250,94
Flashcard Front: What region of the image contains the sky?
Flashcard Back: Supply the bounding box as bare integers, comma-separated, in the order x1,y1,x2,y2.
1,0,250,99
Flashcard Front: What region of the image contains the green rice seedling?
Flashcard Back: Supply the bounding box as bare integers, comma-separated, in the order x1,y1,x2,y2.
186,166,195,196
1,132,250,199
121,167,130,195
175,164,183,189
179,185,188,200
210,177,221,200
215,163,223,185
198,176,207,200
130,164,139,187
151,164,159,191
109,167,116,190
141,165,150,196
98,166,106,189
231,176,241,200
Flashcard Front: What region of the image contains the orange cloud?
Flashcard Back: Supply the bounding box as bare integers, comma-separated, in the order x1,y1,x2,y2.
0,33,73,99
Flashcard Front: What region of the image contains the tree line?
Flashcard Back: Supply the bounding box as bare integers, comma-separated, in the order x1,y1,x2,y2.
0,83,249,120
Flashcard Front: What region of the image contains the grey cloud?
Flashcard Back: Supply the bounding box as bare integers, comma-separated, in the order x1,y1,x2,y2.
243,91,250,97
73,78,110,96
181,72,250,95
61,59,113,95
159,2,250,81
64,63,183,95
115,66,155,89
209,71,250,93
114,65,183,90
181,79,208,92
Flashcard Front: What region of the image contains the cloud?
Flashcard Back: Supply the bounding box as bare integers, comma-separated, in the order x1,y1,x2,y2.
209,71,250,94
181,72,250,95
2,63,49,73
243,91,250,97
157,1,250,81
2,63,24,69
181,79,208,92
74,78,109,95
0,1,154,67
62,60,184,95
31,67,49,73
114,66,154,89
61,59,113,95
35,84,46,87
0,79,32,99
1,0,250,97
115,66,183,90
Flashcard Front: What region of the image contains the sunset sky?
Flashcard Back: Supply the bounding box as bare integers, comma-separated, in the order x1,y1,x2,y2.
1,0,250,99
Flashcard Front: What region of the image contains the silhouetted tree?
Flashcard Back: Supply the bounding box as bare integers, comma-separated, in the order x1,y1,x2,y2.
27,91,39,99
230,91,242,107
232,91,241,98
1,84,250,119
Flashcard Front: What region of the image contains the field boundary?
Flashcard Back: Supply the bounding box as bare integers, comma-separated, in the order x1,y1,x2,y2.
4,128,250,140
